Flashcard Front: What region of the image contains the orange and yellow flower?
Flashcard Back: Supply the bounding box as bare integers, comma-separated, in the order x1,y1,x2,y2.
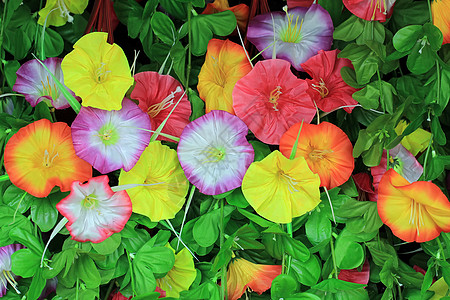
202,0,250,32
227,258,282,300
432,0,450,44
4,119,92,198
378,169,450,243
279,122,354,189
197,39,252,114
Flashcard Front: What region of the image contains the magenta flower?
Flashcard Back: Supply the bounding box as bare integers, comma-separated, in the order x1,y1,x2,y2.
71,98,151,174
13,57,79,109
246,4,333,71
56,176,132,243
0,244,24,297
177,110,254,195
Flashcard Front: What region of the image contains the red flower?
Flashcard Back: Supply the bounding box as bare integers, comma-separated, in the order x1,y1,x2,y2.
338,260,370,285
301,50,359,113
287,0,314,8
343,0,395,22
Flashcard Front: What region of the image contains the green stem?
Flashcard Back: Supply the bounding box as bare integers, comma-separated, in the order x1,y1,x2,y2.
186,3,192,89
126,250,137,297
0,0,8,89
285,223,293,274
377,69,383,113
103,280,115,300
330,236,338,279
0,174,9,182
386,149,390,170
427,0,433,23
436,60,441,106
436,236,447,261
220,199,227,299
422,133,433,179
76,278,79,300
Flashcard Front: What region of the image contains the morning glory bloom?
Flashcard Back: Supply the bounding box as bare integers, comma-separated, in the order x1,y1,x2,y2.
246,4,333,71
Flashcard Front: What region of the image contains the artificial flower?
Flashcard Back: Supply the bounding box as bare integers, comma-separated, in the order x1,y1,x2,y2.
287,0,314,7
156,246,196,298
56,176,132,243
279,122,354,189
108,288,165,300
0,244,24,297
202,0,250,32
177,110,254,195
61,32,134,111
343,0,395,21
119,141,189,222
432,0,450,44
338,260,370,285
131,72,191,141
301,50,359,113
84,0,120,43
13,57,78,109
378,169,450,242
242,150,320,223
4,119,92,198
71,98,151,174
395,120,432,156
429,278,449,299
232,59,316,145
197,39,252,114
227,257,282,300
246,5,333,71
38,0,88,26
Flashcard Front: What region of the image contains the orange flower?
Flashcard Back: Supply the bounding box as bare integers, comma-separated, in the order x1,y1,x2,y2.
279,122,354,189
378,169,450,243
202,0,250,32
227,258,282,300
4,119,92,198
197,39,252,114
432,0,450,44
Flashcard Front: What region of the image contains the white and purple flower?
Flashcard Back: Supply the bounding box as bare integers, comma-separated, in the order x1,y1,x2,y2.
56,176,132,243
177,110,254,195
13,57,78,109
0,244,24,297
71,98,151,174
246,4,334,71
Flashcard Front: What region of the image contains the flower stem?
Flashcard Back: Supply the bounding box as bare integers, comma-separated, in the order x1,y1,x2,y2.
76,278,79,300
330,236,338,279
0,174,9,182
126,249,137,297
103,280,115,300
422,133,433,179
436,236,447,261
186,3,193,89
285,223,293,274
220,198,228,299
427,0,433,23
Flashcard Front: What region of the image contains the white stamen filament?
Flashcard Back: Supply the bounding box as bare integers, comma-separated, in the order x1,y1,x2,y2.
147,86,182,118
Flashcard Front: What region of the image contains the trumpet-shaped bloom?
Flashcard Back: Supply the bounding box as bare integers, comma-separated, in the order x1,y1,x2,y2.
156,246,196,298
0,244,24,297
227,258,282,300
13,57,78,109
246,5,333,71
131,72,191,142
71,98,151,174
56,176,132,243
202,0,250,32
38,0,88,26
301,50,359,113
233,59,315,145
395,120,432,156
432,0,450,44
343,0,395,21
197,39,252,114
280,122,354,189
378,169,450,242
177,110,254,195
61,32,134,111
242,150,321,223
4,119,92,198
119,141,189,222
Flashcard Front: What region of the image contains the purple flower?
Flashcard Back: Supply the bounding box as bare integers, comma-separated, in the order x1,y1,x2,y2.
177,110,254,195
0,244,24,297
71,98,151,174
13,57,79,109
246,4,333,71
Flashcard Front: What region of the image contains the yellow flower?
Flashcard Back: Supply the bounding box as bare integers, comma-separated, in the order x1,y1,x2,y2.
156,245,197,297
38,0,88,27
118,141,189,222
61,32,134,111
395,120,432,156
242,150,321,224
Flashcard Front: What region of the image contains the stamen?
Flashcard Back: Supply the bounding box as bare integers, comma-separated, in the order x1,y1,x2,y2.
41,76,59,100
2,270,21,294
82,194,97,209
57,0,74,22
95,62,111,83
42,145,59,167
97,129,113,140
147,86,182,118
201,146,226,163
281,7,304,43
268,86,282,111
311,78,329,98
308,149,333,160
279,171,299,193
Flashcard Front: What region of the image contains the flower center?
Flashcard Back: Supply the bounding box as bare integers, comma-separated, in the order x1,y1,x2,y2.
268,86,282,111
201,146,226,163
278,170,299,193
95,62,111,83
370,0,388,20
280,7,304,43
57,0,74,22
308,149,333,160
96,123,119,145
42,147,59,168
82,194,97,209
41,76,59,100
2,270,21,294
409,200,425,237
311,78,329,98
211,55,227,88
147,86,183,118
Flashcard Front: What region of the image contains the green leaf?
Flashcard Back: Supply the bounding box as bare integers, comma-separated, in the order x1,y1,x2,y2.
333,15,364,42
271,274,299,299
193,206,234,247
312,278,367,292
40,27,64,57
406,39,436,74
159,0,188,20
4,60,20,89
11,248,41,277
8,226,43,254
289,255,321,287
423,23,443,51
431,116,446,145
92,233,122,255
4,27,31,60
188,89,205,121
390,0,428,28
355,19,385,45
393,25,423,52
379,259,395,288
366,240,398,268
335,236,364,269
226,188,249,208
352,83,380,110
340,66,364,89
250,140,271,162
27,268,47,300
30,195,59,232
151,12,177,45
282,235,310,262
305,211,331,245
135,246,175,274
33,101,53,121
339,44,381,85
76,255,101,289
3,185,33,213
